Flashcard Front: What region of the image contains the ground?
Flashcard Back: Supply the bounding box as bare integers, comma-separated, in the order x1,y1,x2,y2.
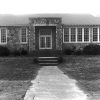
58,55,100,100
0,56,100,100
0,57,41,100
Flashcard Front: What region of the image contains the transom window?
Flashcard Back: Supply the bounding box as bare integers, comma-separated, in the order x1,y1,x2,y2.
40,29,51,35
71,28,76,42
84,28,89,42
93,28,98,41
77,28,82,42
20,28,27,43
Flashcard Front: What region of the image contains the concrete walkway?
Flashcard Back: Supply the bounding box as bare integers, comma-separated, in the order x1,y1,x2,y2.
24,66,88,100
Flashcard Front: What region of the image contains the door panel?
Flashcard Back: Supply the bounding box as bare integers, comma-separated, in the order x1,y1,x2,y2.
40,37,45,49
46,37,52,48
39,36,52,49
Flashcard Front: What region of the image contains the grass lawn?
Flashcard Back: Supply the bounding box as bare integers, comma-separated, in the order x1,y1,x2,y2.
58,55,100,99
0,57,41,100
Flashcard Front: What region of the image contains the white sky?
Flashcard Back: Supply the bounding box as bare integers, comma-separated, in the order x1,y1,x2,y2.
0,0,100,16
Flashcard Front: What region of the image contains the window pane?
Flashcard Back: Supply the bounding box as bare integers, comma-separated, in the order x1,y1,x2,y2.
84,28,89,42
93,28,98,41
64,28,69,42
71,28,76,42
77,28,82,42
1,29,7,43
21,28,27,42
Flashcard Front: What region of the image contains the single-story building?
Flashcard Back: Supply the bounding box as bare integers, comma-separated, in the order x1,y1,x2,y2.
0,14,100,56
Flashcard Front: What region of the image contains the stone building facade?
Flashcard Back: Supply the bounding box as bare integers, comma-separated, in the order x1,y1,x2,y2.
0,15,100,55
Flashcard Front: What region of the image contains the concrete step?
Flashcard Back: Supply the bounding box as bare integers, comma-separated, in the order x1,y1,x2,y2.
39,63,58,66
37,57,59,66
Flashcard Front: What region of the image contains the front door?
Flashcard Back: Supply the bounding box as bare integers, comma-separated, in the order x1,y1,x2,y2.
39,29,52,49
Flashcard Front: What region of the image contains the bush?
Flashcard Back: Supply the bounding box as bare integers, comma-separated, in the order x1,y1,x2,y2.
12,49,28,56
63,48,74,55
12,50,21,56
74,49,83,55
20,49,28,56
0,46,10,56
83,44,100,55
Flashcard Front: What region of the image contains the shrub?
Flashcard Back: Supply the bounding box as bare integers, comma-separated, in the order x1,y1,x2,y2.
58,57,64,63
12,50,21,56
33,58,38,63
63,48,74,55
74,49,83,55
0,46,10,56
20,49,28,56
83,44,100,55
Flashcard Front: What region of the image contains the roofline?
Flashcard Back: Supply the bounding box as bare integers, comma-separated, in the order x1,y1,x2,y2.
0,24,29,27
63,24,100,27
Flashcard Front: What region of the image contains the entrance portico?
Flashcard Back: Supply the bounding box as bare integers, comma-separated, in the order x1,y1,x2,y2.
29,17,63,56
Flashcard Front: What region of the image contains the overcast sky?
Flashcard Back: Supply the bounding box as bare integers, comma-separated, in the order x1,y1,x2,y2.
0,0,100,16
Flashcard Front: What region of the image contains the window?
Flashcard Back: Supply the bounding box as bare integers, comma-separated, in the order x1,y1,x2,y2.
77,28,82,42
1,28,7,44
20,28,27,43
99,28,100,41
64,28,69,42
71,28,76,42
84,28,89,42
93,28,98,41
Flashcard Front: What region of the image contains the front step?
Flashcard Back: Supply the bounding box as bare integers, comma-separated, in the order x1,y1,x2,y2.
37,57,60,66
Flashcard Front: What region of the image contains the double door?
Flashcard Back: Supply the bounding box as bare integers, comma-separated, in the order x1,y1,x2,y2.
39,29,52,49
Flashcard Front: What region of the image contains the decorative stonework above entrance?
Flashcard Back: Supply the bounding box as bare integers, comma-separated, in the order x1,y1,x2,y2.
29,17,62,25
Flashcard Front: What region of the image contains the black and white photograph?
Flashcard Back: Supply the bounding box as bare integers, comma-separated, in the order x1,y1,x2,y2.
0,0,100,100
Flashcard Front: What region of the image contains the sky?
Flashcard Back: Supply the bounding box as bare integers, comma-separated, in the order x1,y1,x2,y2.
0,0,100,16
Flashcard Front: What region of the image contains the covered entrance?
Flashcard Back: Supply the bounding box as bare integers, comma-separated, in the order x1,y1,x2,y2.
35,26,58,56
29,17,63,57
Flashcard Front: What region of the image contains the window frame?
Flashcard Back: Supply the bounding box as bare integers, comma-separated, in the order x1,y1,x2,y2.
92,27,99,42
20,28,28,44
77,27,83,42
63,27,91,43
83,27,90,43
0,28,7,44
70,27,76,42
63,28,70,43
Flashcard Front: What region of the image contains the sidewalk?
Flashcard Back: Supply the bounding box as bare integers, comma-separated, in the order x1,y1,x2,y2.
24,66,88,100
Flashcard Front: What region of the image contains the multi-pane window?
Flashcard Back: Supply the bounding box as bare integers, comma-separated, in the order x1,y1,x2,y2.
1,28,7,43
64,28,69,42
71,28,76,42
21,28,27,43
77,28,82,42
84,28,89,42
93,28,98,41
99,28,100,41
